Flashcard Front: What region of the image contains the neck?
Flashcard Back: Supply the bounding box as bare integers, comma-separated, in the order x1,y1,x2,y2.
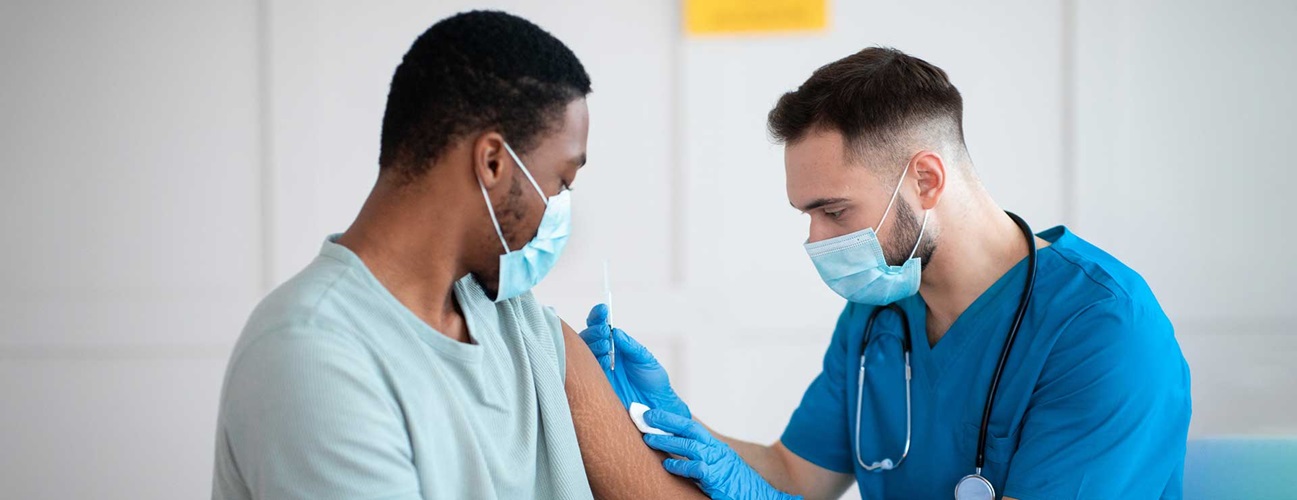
335,176,473,342
918,193,1034,346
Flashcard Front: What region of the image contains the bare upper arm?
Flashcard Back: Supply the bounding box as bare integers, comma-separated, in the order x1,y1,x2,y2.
560,320,708,499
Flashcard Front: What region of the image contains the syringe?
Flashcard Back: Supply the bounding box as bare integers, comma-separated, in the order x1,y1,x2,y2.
603,259,614,371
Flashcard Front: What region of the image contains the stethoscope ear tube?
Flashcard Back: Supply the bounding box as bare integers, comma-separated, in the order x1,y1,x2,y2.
975,212,1037,471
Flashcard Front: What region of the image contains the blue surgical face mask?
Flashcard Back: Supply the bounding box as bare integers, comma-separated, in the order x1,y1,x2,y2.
478,142,572,303
803,165,930,305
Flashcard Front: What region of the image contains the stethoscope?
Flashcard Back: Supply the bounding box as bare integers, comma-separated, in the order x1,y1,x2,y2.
853,212,1037,500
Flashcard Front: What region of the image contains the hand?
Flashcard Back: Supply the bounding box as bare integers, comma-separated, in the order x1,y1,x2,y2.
579,304,691,419
642,409,802,500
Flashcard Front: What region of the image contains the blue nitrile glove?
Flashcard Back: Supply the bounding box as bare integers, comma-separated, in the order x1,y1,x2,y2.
642,409,802,500
578,304,692,419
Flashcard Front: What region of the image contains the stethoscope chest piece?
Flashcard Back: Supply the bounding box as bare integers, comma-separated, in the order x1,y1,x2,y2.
954,473,995,500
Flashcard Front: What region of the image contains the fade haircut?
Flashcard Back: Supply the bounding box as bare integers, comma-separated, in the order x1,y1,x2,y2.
767,47,967,172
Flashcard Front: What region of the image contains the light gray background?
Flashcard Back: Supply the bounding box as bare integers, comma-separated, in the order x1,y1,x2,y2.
2,0,1294,498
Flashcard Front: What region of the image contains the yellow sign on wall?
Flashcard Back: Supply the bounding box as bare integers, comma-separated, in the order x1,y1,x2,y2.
684,0,828,36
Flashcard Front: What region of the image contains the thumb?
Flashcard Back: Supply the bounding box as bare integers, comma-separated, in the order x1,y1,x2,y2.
586,303,609,327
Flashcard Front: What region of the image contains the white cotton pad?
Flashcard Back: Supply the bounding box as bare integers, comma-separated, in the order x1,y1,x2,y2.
628,402,669,435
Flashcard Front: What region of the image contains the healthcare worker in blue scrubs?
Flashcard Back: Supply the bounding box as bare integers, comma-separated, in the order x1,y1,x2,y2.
580,47,1192,499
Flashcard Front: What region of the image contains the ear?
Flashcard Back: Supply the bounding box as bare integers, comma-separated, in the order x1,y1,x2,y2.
910,150,947,210
472,131,511,190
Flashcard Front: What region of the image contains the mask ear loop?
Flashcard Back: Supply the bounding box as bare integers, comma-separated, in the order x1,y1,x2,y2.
478,140,543,255
906,210,930,262
478,176,510,255
502,141,549,206
880,154,932,263
875,164,910,232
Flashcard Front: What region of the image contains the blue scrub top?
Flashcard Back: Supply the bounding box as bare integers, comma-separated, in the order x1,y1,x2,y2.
781,226,1191,499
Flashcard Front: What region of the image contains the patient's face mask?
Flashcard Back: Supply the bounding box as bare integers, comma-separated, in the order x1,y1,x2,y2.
804,164,929,305
478,142,572,303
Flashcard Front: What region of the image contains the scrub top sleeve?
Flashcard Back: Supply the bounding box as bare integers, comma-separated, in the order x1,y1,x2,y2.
1003,298,1191,500
779,304,857,474
220,329,422,500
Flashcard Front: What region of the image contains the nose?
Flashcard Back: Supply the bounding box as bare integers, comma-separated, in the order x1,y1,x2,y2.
807,218,838,244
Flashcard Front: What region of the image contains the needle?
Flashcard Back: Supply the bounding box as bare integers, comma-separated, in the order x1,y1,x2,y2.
603,259,614,371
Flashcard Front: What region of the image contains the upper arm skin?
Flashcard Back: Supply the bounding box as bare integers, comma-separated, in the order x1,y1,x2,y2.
560,321,708,499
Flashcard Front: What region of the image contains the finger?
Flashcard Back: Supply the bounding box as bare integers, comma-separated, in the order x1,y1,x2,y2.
594,347,611,372
644,434,705,461
662,458,706,481
578,323,610,345
585,303,609,327
643,409,711,442
612,328,659,365
583,337,611,358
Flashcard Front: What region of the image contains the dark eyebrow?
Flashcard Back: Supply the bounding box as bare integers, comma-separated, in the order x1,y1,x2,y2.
793,197,851,212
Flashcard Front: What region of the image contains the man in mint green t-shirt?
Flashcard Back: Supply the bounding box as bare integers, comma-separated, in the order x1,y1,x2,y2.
213,11,599,499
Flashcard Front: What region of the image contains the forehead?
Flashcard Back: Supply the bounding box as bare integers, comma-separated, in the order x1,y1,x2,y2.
558,98,589,143
785,129,884,198
552,99,589,152
785,128,849,174
526,99,589,164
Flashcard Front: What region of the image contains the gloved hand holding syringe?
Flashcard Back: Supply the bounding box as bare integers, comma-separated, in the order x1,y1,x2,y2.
578,261,691,420
576,288,802,500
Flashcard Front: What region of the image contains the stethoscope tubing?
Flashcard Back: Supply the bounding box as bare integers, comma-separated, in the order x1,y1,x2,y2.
852,212,1038,485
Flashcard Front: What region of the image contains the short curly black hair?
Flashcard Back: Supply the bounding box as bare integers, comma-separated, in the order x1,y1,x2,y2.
378,11,592,179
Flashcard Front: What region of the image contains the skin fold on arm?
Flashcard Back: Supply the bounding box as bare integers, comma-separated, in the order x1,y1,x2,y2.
561,321,709,499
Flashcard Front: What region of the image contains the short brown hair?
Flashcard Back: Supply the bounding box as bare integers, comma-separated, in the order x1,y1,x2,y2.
768,47,965,166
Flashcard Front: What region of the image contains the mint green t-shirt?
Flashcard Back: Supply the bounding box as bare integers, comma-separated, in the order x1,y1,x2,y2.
212,237,593,500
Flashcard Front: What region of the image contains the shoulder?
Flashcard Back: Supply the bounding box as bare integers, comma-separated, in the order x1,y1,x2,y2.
496,289,568,370
223,325,379,410
227,256,383,386
496,289,565,344
539,302,567,374
1030,228,1185,386
1039,227,1161,308
243,255,358,330
218,254,412,437
1035,227,1172,340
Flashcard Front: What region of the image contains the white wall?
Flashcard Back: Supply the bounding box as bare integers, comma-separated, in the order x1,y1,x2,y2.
1072,0,1297,436
1,0,261,498
2,1,1294,498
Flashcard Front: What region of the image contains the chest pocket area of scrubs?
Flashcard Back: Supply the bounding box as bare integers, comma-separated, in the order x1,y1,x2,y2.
961,421,1020,486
